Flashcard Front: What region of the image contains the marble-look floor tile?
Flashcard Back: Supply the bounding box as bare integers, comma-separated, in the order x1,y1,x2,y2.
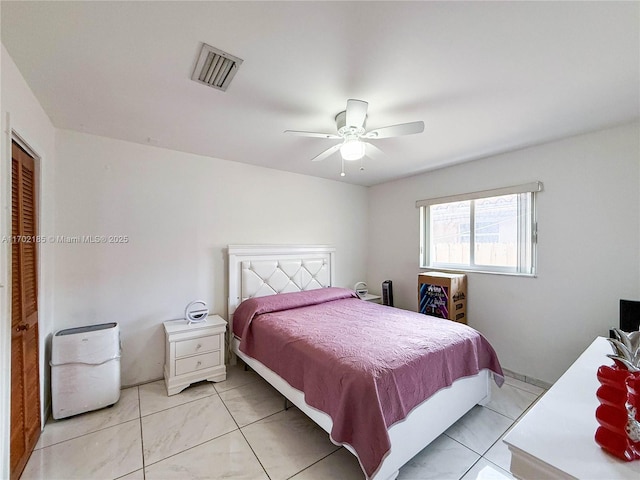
213,362,260,394
138,379,216,417
461,458,515,480
444,406,514,455
21,419,142,480
17,366,537,480
484,435,513,472
218,378,284,427
290,448,364,480
503,375,545,396
242,408,339,480
142,394,237,465
36,387,139,449
485,383,538,420
145,430,268,479
116,469,145,480
397,434,479,480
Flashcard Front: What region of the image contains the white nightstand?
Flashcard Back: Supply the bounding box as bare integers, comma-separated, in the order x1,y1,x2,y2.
360,293,382,303
163,314,227,396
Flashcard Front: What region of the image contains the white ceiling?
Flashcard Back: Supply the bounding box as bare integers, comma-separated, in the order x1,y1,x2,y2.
2,1,638,186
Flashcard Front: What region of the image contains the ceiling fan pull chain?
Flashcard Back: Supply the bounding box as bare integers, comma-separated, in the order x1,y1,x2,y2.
360,157,365,171
341,157,346,177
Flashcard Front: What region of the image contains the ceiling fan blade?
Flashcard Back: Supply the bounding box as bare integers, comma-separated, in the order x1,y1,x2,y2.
311,143,341,162
365,142,389,161
284,130,340,139
364,121,425,139
345,99,368,128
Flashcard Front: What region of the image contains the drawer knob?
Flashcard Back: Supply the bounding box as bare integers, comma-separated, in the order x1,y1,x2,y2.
196,343,202,350
196,361,202,367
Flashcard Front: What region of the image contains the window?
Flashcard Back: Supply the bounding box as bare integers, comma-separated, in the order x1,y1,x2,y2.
417,182,542,275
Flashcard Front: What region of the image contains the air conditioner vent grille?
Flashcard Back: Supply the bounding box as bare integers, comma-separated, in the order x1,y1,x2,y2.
191,43,243,92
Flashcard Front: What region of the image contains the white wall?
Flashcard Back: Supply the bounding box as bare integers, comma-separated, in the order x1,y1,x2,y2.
1,45,56,480
368,123,640,384
53,130,369,386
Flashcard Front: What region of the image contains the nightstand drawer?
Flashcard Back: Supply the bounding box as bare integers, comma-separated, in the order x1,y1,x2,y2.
164,315,227,395
175,351,221,376
175,335,220,358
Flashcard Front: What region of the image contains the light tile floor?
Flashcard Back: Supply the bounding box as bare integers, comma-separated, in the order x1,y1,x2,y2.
21,364,545,480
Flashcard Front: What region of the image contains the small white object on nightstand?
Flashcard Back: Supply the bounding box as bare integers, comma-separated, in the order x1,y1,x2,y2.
163,314,227,396
360,293,382,303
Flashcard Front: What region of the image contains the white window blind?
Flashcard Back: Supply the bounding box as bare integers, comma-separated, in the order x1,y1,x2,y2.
416,182,543,208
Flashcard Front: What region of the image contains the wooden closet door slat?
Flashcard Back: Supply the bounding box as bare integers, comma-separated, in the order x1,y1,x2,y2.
10,142,40,480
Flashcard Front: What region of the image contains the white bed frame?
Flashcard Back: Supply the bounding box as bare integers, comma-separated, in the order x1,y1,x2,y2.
227,245,492,480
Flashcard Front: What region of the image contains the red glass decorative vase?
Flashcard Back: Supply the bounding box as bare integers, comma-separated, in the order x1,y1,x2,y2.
595,364,640,461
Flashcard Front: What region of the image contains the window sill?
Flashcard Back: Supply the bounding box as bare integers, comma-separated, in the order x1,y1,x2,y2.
420,266,537,278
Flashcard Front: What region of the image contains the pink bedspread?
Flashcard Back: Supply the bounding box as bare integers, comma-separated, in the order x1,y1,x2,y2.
234,287,503,478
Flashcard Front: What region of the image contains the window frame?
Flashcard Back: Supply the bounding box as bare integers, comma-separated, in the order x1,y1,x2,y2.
417,182,541,276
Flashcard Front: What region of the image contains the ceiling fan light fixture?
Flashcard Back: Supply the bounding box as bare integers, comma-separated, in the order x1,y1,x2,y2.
284,99,424,171
340,137,365,161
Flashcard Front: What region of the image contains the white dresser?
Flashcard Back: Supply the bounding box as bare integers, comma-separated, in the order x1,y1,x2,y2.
163,315,227,396
503,336,640,479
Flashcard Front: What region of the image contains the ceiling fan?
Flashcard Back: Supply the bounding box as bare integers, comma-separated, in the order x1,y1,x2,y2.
285,99,424,176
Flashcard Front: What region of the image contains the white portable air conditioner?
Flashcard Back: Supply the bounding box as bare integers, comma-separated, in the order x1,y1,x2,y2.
51,322,121,419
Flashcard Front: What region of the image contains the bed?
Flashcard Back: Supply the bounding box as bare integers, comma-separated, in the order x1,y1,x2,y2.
227,245,503,480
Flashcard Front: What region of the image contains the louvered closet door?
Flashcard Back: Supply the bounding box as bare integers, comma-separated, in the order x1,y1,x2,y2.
10,142,40,480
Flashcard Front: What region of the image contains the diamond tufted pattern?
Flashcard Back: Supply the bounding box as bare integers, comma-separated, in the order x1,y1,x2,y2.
241,258,329,301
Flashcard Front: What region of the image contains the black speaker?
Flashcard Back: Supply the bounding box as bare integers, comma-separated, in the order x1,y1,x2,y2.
620,299,640,332
382,280,393,307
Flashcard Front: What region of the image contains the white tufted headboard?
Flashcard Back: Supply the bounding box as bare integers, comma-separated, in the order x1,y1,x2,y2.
227,245,335,323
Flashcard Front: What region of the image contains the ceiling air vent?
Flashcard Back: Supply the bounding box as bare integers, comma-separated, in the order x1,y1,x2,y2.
191,43,243,92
